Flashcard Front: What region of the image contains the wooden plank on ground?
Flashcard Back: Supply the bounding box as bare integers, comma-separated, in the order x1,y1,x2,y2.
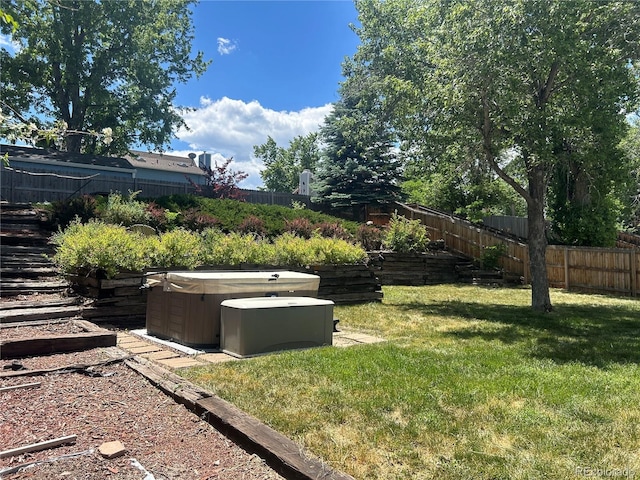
0,435,77,459
0,382,41,393
124,356,211,409
0,331,116,359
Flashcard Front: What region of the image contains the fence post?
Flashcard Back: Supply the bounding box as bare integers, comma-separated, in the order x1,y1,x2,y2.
523,248,529,285
631,250,637,297
564,247,570,290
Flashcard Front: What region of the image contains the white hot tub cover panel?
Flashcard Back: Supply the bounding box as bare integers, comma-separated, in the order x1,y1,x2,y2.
145,271,320,295
221,297,334,309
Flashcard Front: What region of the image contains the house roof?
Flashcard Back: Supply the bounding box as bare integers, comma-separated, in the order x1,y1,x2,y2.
0,144,134,170
126,150,204,177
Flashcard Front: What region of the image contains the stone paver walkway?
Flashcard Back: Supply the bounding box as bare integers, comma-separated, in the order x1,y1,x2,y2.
117,328,385,369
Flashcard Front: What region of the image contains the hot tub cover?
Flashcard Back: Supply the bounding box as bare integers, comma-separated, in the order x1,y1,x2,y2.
145,271,320,295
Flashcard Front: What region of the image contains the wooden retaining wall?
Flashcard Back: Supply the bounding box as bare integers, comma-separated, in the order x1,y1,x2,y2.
72,264,384,327
368,251,467,286
70,252,475,326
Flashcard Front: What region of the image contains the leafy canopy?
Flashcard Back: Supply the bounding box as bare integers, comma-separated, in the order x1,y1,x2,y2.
1,0,208,154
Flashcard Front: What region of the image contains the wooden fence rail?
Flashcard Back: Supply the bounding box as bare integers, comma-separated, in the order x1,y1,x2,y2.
395,202,639,298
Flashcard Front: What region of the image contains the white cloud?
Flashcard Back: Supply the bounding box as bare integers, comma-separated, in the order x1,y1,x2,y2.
217,37,237,55
175,96,333,189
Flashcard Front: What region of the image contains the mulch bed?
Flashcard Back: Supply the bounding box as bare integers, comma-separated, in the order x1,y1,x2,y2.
0,348,284,480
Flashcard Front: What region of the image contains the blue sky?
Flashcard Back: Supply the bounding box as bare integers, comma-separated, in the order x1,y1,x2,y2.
171,1,361,188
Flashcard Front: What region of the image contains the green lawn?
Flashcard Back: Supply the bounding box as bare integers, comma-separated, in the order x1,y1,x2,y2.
179,285,640,479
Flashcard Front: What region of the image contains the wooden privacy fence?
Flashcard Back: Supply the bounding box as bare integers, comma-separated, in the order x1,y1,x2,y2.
395,202,639,297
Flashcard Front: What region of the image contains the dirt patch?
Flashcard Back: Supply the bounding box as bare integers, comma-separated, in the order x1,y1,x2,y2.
0,349,284,480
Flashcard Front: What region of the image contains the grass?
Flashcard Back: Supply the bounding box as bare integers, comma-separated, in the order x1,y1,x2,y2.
179,285,640,479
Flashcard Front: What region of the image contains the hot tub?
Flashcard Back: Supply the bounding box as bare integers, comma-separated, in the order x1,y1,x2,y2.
220,296,334,358
144,271,320,347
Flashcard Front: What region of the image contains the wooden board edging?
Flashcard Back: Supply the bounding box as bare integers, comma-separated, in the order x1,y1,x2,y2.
125,356,354,480
197,396,355,480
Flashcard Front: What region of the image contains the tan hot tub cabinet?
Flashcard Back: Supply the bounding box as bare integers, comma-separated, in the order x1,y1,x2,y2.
220,296,335,358
144,271,320,347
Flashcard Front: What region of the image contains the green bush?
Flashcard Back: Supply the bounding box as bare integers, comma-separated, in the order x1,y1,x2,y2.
201,230,274,266
480,243,507,270
153,194,359,237
43,195,98,229
51,219,150,278
383,213,430,253
52,217,368,278
101,191,151,226
272,233,366,266
150,229,203,269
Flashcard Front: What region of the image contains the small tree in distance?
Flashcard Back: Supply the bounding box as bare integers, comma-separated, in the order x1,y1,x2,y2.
188,157,248,201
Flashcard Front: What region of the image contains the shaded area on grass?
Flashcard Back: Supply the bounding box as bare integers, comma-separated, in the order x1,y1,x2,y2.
401,297,640,367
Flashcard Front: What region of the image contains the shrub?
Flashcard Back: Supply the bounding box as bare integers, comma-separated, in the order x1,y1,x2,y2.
383,213,430,253
356,223,384,251
480,243,507,270
145,202,177,231
272,232,367,266
52,219,368,278
44,195,98,229
238,215,266,237
284,217,314,239
314,221,352,241
150,229,203,269
101,191,151,226
51,219,150,278
180,208,220,232
201,230,272,266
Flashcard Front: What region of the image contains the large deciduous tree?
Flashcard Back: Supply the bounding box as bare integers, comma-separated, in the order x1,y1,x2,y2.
1,0,208,154
349,0,640,311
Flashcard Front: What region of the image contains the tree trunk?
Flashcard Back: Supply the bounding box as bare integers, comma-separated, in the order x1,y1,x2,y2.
527,166,552,312
65,133,83,153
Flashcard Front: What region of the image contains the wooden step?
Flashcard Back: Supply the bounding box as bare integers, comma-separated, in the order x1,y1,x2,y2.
0,279,70,296
0,305,84,323
0,297,81,310
1,267,59,279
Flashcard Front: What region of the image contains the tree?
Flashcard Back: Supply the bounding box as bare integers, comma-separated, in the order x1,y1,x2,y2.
1,0,208,154
402,158,527,222
313,90,402,219
349,0,640,311
199,158,248,201
620,120,640,234
254,133,320,192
